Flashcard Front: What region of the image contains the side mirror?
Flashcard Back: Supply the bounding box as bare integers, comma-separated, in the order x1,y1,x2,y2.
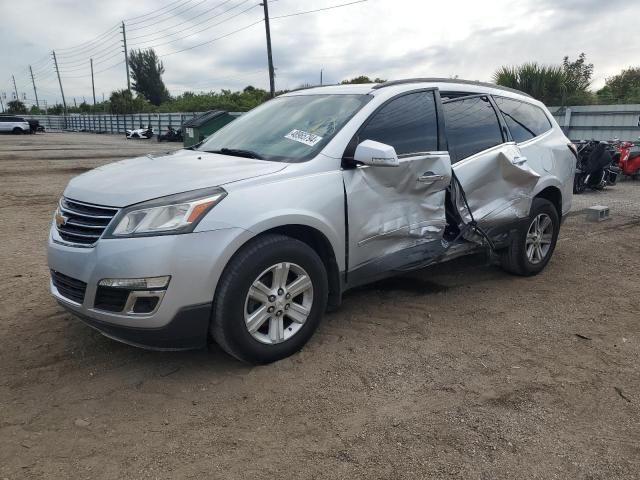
353,139,399,167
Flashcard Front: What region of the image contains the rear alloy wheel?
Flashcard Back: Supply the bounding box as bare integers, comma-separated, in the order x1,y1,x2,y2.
12,127,23,134
525,213,553,265
500,198,559,276
211,234,328,364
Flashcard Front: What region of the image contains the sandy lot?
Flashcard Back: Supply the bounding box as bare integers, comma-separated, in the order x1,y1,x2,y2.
1,133,639,479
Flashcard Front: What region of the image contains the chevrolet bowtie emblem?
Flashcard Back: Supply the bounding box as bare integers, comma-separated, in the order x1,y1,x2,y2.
55,212,68,227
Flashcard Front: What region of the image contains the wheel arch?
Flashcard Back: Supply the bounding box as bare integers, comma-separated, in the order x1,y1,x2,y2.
257,224,342,309
220,223,343,311
534,185,562,218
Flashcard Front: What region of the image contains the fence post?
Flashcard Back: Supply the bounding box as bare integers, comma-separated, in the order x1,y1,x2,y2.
562,107,572,137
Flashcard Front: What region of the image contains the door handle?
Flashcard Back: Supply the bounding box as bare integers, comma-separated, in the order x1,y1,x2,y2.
511,156,527,166
417,172,444,183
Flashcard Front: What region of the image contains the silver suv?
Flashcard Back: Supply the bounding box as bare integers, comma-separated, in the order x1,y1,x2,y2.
0,115,30,134
48,79,574,363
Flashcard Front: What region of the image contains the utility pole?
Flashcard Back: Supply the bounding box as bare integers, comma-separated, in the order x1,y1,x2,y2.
121,21,131,92
28,65,40,109
52,50,67,113
0,95,4,113
90,58,96,105
11,75,19,102
320,69,323,86
73,97,77,108
261,2,275,97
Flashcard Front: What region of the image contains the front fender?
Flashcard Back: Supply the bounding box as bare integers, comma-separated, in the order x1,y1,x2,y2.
196,169,346,270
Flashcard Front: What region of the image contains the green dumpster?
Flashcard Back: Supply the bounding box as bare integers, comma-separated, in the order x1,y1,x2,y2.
182,110,240,148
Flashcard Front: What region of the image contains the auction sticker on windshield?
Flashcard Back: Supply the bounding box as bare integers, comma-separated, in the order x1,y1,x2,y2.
285,129,323,147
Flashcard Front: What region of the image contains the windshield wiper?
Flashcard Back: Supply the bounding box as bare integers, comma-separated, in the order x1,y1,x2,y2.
206,148,264,159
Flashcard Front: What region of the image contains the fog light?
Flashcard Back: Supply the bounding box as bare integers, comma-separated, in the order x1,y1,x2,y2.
98,276,170,290
132,296,160,314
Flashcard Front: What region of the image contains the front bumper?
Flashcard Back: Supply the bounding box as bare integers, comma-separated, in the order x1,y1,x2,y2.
57,301,212,350
48,225,251,350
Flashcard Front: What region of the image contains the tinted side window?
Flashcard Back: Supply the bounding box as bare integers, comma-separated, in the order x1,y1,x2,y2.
494,97,552,143
359,91,438,155
443,96,504,162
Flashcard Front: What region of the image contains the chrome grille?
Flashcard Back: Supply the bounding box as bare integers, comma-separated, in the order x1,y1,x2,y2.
56,197,119,246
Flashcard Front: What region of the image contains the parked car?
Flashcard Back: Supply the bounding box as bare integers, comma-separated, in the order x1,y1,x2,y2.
48,79,574,364
0,115,30,134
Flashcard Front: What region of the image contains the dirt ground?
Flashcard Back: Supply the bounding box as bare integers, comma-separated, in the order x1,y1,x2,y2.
1,133,639,479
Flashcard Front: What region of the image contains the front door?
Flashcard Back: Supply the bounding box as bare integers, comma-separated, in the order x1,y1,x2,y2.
343,90,451,281
442,95,540,229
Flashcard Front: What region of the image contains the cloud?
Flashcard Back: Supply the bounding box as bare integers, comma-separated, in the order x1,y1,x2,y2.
0,0,638,106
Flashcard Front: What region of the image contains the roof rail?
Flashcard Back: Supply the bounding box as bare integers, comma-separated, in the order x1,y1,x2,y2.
285,83,341,94
371,78,532,98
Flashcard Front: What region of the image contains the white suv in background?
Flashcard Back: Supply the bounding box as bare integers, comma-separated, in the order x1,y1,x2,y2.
0,115,30,134
48,78,574,364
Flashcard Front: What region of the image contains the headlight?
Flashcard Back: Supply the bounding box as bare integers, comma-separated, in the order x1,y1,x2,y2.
105,187,227,238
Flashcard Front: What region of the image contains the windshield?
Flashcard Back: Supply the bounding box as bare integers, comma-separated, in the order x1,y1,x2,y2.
198,94,371,162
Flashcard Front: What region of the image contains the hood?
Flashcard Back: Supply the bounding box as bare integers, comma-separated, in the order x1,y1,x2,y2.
64,149,287,207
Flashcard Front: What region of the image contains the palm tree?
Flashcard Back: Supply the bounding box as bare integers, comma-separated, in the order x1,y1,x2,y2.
493,63,569,105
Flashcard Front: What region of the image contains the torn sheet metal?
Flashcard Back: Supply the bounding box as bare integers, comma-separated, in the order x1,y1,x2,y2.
343,152,452,270
452,144,540,232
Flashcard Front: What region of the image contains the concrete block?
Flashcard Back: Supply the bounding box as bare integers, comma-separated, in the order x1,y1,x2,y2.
586,205,610,222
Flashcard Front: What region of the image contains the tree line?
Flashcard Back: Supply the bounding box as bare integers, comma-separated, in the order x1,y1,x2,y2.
494,53,640,105
4,50,640,115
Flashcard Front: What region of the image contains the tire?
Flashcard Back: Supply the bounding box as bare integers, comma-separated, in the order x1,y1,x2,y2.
500,198,560,277
573,174,586,194
12,127,22,134
211,234,328,364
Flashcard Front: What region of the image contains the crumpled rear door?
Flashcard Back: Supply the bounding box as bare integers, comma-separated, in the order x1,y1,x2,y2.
452,143,540,228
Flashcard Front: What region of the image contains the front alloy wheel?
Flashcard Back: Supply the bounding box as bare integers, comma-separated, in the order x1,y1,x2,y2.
211,234,328,364
244,262,313,345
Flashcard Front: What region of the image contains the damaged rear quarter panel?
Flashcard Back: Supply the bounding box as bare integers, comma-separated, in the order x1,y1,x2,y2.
452,143,540,228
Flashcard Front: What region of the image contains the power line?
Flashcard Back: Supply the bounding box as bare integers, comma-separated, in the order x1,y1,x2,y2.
58,60,125,79
124,0,195,22
55,24,121,54
55,33,122,62
56,42,122,67
127,0,207,28
160,18,264,57
130,2,258,49
271,0,368,19
128,0,238,41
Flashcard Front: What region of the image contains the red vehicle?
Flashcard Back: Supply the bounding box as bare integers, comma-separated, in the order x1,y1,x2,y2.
612,139,640,179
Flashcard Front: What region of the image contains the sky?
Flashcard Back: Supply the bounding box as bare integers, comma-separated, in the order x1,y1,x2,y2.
0,0,638,108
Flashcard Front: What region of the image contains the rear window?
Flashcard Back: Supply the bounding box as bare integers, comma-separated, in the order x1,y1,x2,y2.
443,96,504,162
494,97,552,143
